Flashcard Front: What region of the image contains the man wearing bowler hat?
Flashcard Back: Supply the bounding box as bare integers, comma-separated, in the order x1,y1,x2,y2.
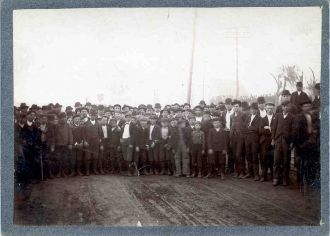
290,81,310,111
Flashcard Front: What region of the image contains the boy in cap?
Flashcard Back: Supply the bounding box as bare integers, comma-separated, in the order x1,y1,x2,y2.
71,115,84,176
271,100,294,186
207,118,228,179
170,119,191,177
259,102,276,181
53,112,73,178
243,102,261,180
189,121,205,177
83,109,100,175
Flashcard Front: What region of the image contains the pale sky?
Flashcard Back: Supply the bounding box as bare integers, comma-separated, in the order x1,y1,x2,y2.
13,7,322,107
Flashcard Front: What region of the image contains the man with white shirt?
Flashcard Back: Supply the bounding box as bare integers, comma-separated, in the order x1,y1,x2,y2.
223,98,234,174
120,114,135,176
154,103,162,118
259,102,276,182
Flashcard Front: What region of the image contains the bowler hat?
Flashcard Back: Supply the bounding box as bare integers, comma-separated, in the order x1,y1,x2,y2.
231,99,241,106
257,96,266,104
250,102,258,110
281,100,290,106
281,90,291,96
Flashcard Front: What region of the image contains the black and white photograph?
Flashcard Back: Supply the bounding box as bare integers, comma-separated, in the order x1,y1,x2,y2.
9,5,325,229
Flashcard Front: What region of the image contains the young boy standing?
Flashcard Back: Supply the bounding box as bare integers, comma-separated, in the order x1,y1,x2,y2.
207,118,227,179
189,121,205,178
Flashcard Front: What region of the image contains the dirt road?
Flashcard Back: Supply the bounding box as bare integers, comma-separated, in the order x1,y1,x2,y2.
14,175,320,226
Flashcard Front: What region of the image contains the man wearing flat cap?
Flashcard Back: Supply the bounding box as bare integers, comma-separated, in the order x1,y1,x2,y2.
290,82,310,111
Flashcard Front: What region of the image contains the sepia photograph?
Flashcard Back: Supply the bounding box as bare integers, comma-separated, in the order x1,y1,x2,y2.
7,4,326,231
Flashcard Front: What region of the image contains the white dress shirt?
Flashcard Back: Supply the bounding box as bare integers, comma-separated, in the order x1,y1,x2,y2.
249,114,256,127
283,113,288,119
266,114,273,126
161,127,169,139
259,109,267,118
149,125,155,140
102,125,108,138
196,116,203,122
122,122,131,139
90,120,96,125
225,109,233,130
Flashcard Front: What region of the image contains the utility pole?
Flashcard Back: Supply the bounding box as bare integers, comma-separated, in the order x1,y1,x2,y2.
224,27,250,98
187,9,197,104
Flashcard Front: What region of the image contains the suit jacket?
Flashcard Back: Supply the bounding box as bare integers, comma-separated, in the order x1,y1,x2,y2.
108,126,121,148
207,128,227,152
148,124,161,143
243,114,261,139
271,113,294,143
53,123,73,146
259,114,276,144
169,127,191,151
275,103,298,115
72,124,84,145
21,122,42,147
120,122,136,143
290,91,310,108
83,119,100,152
134,126,149,149
230,111,248,139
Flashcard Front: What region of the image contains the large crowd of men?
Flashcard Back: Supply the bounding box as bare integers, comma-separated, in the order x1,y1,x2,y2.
14,82,321,192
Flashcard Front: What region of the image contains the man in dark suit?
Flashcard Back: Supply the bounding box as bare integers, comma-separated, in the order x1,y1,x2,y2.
134,117,150,175
148,115,161,174
83,109,100,176
99,116,111,174
290,82,310,112
230,100,248,178
243,102,261,180
223,98,234,174
120,114,136,176
271,100,294,186
259,102,276,182
293,99,319,188
108,118,122,174
276,90,298,115
71,115,84,176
